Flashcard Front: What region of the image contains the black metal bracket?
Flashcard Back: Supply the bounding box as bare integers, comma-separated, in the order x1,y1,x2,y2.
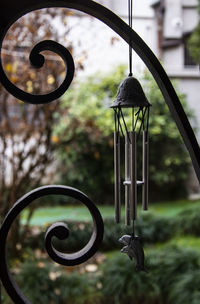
0,0,200,303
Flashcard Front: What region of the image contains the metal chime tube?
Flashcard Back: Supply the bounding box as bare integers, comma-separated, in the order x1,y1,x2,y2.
130,131,137,220
114,131,121,223
125,132,131,225
142,130,149,210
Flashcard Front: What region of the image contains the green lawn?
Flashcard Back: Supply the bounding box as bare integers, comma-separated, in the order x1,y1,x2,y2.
156,236,200,251
21,199,200,226
150,199,200,217
21,205,115,226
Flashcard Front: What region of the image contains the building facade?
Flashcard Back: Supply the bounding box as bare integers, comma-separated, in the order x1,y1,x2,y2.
152,0,200,198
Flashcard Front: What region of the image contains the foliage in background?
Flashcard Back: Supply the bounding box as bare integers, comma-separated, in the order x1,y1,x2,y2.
142,72,193,200
150,246,200,304
3,245,200,304
0,9,66,252
101,254,160,304
16,260,100,304
187,0,200,62
0,9,75,215
22,213,176,253
176,205,200,236
18,203,200,261
101,246,200,304
54,65,192,203
0,8,88,256
3,201,200,304
168,270,200,304
53,65,126,204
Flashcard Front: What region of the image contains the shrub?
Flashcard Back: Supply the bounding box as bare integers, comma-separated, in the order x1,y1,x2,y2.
135,212,175,244
24,214,175,255
101,218,132,250
8,245,200,304
101,254,160,304
149,246,200,303
55,272,101,304
17,260,65,303
168,270,200,304
176,206,200,236
24,221,93,253
17,260,100,304
101,246,200,304
103,214,174,250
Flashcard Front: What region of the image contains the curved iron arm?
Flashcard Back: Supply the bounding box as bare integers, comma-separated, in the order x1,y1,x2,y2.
0,0,200,182
0,0,200,302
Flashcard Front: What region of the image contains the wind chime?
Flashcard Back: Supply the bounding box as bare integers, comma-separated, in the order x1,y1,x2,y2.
110,0,151,272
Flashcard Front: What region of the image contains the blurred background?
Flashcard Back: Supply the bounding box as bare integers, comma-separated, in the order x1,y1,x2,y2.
1,0,200,303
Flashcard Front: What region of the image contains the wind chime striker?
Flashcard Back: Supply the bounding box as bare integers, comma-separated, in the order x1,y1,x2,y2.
110,75,151,226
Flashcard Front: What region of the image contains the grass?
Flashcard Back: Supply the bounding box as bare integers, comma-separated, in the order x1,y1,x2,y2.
21,205,116,226
155,236,200,251
21,198,200,226
150,199,200,217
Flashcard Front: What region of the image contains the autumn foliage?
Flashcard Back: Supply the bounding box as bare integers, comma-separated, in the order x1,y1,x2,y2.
0,8,82,251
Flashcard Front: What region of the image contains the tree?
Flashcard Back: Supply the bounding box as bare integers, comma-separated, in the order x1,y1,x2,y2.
0,8,85,255
54,66,193,203
187,0,200,62
53,66,126,204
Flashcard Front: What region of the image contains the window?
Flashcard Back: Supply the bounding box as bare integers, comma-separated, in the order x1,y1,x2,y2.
183,34,198,67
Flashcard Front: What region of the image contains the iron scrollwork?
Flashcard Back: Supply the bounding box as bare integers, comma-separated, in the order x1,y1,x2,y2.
1,0,200,303
0,185,104,303
0,39,75,104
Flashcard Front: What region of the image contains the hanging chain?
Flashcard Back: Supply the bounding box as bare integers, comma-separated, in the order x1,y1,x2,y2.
128,0,133,77
128,0,136,236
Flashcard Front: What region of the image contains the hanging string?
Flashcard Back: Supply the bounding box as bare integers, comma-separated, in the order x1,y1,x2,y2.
128,0,133,77
120,108,130,143
132,222,135,238
138,107,148,137
146,106,150,134
114,110,117,132
133,107,142,131
128,0,136,236
132,108,134,131
114,108,124,138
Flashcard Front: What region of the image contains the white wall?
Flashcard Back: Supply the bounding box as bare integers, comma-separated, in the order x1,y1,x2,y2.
178,78,200,133
183,7,199,32
163,45,184,71
97,0,154,17
182,0,198,7
66,0,158,77
161,0,200,140
163,0,183,39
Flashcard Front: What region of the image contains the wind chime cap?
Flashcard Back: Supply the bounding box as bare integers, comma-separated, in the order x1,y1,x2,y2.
110,76,151,108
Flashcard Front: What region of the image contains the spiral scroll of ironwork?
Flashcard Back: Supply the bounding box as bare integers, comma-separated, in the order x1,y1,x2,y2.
0,0,200,298
0,39,75,104
0,185,104,303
